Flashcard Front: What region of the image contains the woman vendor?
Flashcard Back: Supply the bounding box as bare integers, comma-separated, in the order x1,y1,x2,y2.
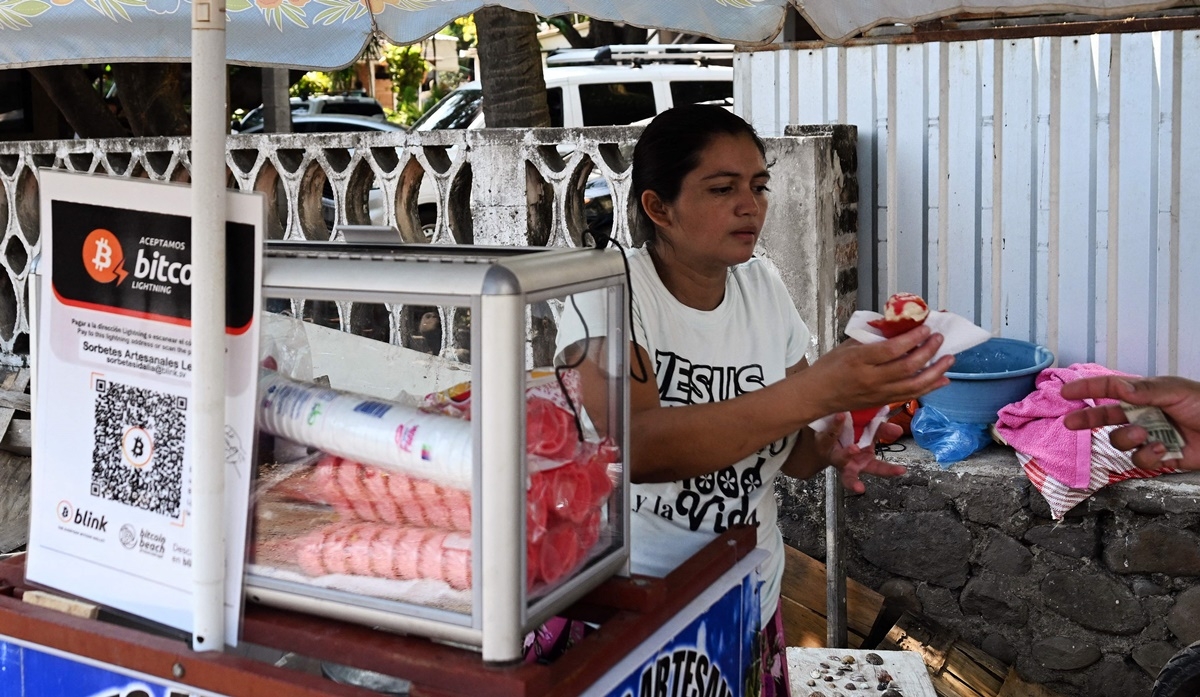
556,105,954,694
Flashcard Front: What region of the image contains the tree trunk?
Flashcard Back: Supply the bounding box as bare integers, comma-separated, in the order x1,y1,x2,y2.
545,16,589,47
112,64,190,137
474,7,549,129
587,20,648,47
28,66,127,139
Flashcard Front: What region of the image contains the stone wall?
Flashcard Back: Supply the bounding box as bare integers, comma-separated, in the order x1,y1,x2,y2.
777,441,1200,697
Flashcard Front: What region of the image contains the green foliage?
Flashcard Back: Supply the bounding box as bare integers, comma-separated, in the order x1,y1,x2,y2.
284,39,468,128
384,70,466,127
384,87,421,126
328,66,357,93
290,64,357,99
290,71,332,99
383,44,425,96
380,44,425,127
426,72,464,104
445,15,476,46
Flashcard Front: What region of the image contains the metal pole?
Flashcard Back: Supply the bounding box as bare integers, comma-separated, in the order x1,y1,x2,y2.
825,467,847,648
478,295,524,663
190,0,228,652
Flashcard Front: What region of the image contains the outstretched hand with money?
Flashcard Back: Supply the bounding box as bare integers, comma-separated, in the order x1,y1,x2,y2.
1061,375,1200,471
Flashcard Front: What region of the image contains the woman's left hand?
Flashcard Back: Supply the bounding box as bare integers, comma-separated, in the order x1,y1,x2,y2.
815,414,907,494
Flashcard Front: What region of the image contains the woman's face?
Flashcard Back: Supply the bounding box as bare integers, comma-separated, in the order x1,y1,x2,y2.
651,133,770,270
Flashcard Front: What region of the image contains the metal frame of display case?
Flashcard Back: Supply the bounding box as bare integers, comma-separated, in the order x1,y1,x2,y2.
250,241,631,663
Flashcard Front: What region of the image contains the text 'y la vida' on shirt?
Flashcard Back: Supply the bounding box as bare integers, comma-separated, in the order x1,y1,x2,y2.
554,245,811,626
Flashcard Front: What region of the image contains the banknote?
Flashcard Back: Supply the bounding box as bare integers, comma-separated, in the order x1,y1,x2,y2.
1120,402,1185,460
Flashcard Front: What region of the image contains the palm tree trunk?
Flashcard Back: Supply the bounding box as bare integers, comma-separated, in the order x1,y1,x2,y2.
587,20,647,46
474,7,549,129
112,63,190,137
28,66,127,139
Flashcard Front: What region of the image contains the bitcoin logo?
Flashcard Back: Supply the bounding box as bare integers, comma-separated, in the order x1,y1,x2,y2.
82,229,129,285
122,426,153,468
92,237,112,271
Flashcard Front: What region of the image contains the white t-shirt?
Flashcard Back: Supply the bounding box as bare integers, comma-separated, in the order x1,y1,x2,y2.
556,246,811,625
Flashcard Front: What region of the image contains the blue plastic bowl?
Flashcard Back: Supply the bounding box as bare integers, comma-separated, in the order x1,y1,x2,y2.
918,337,1055,424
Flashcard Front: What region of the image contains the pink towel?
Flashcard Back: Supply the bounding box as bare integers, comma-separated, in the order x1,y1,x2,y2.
994,363,1134,488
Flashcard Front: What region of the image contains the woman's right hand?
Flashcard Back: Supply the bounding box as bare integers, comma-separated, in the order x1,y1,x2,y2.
800,326,955,415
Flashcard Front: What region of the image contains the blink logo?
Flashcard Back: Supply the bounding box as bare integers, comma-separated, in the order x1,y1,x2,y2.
58,500,108,532
74,508,108,532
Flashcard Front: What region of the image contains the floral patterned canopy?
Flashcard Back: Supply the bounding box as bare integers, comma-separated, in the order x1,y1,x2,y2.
1,0,1182,70
0,0,789,70
803,1,1187,43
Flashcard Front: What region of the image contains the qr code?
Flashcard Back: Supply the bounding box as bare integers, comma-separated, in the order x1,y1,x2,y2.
91,378,188,519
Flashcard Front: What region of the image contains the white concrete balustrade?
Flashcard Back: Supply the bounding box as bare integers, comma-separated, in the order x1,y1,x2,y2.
0,126,857,366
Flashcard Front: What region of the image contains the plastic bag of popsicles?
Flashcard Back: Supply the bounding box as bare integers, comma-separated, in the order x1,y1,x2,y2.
251,368,619,600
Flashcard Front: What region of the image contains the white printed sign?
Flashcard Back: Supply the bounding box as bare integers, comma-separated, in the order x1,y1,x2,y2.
27,170,263,646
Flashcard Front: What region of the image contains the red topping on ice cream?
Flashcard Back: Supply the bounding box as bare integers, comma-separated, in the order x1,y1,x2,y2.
868,292,930,338
850,408,879,442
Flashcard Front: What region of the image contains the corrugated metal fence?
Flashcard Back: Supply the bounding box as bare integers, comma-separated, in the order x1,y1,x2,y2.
737,29,1200,378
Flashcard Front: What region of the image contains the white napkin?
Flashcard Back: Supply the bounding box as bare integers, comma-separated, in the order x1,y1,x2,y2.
811,309,991,447
846,309,992,362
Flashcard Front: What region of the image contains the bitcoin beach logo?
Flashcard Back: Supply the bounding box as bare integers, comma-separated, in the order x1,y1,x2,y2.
83,228,129,285
119,524,137,549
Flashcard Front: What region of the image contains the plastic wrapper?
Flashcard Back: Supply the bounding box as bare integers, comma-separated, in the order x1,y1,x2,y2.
910,404,991,464
421,368,586,461
277,453,472,530
259,370,477,489
259,311,315,381
252,441,619,596
253,364,619,606
258,370,586,489
268,446,614,534
292,522,473,590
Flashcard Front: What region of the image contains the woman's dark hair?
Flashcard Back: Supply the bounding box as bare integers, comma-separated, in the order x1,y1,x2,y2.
632,104,767,242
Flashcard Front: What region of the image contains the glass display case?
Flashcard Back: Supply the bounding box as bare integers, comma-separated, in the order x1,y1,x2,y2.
246,240,630,663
